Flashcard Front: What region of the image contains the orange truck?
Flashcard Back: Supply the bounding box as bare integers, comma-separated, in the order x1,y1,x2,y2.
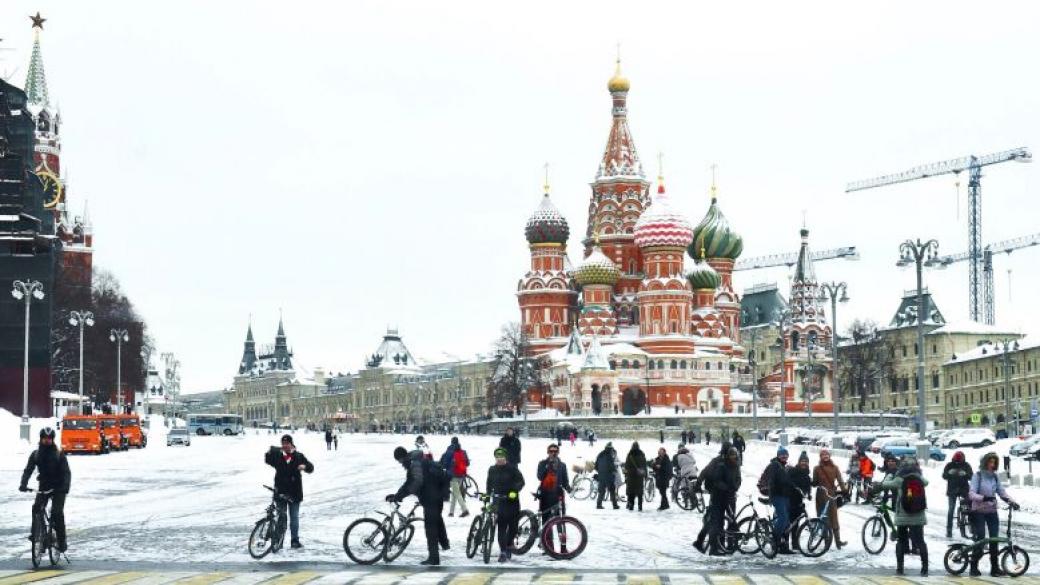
60,415,106,454
98,414,124,451
118,414,147,448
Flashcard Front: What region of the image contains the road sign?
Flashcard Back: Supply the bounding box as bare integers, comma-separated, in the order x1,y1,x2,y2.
1032,409,1038,418
970,413,982,425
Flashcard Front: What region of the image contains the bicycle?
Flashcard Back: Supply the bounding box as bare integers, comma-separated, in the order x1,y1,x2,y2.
955,496,975,539
465,492,504,564
461,474,479,499
248,485,293,559
342,500,422,565
570,471,626,503
534,493,588,560
758,490,810,559
794,491,844,557
944,506,1030,577
714,494,770,555
671,475,705,512
27,489,63,568
643,472,655,503
861,494,897,554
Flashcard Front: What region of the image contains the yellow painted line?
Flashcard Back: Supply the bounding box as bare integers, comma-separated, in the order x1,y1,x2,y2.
353,573,414,585
664,574,710,585
0,576,26,582
259,574,320,585
489,573,536,585
786,577,829,585
626,576,660,585
708,576,747,585
0,572,65,585
169,575,230,585
744,576,790,585
825,577,876,585
214,574,284,585
447,574,495,585
122,574,201,585
307,574,368,585
34,572,116,585
74,574,149,585
865,578,912,585
531,575,574,585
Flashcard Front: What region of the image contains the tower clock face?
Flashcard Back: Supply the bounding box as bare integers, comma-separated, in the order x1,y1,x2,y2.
39,170,63,209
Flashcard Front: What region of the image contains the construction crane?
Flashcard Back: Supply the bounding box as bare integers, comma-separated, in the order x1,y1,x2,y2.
735,246,859,271
846,147,1032,323
933,232,1040,325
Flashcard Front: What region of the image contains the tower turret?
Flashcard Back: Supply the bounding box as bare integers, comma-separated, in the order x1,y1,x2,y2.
238,322,258,375
575,235,620,337
272,314,293,370
690,173,743,341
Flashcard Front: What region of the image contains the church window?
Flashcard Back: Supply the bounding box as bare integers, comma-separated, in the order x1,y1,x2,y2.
621,359,629,369
648,360,655,370
791,331,800,351
657,360,664,370
679,361,687,370
670,360,678,369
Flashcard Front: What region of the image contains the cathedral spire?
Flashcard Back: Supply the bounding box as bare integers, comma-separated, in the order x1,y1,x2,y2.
25,13,49,109
595,53,643,182
238,320,257,375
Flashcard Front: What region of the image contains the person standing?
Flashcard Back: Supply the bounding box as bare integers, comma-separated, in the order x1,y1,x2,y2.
652,447,673,510
389,446,449,566
681,430,688,445
441,437,471,517
942,451,972,538
333,431,339,451
968,452,1020,577
811,448,848,549
595,442,620,509
881,457,930,576
487,447,525,563
732,432,746,459
536,444,570,534
787,451,812,550
324,429,333,450
624,442,648,511
569,431,576,447
705,431,711,446
264,434,314,549
694,442,740,555
659,430,665,444
765,447,793,554
19,428,71,553
500,427,522,468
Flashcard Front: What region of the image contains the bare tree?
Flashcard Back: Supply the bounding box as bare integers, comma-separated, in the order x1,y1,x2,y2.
487,322,550,415
837,319,896,412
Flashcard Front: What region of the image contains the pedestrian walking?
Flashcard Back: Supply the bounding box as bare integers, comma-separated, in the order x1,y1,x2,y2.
705,431,711,446
681,430,688,445
499,427,522,468
595,442,620,509
881,457,930,576
440,437,471,517
624,442,648,511
652,447,673,510
487,447,525,563
324,429,333,450
811,448,848,549
732,432,746,457
967,452,1020,576
942,451,972,538
264,434,314,549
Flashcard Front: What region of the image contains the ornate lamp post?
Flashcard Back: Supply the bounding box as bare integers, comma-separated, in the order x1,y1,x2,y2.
109,329,130,414
896,238,943,441
799,343,822,417
12,279,44,441
818,281,849,444
69,311,94,408
773,308,793,444
998,338,1020,438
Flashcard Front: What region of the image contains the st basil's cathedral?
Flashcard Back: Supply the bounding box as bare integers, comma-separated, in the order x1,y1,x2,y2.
516,59,761,417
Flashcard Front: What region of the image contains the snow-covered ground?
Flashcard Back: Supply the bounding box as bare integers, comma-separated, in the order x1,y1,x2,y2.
1,409,1037,572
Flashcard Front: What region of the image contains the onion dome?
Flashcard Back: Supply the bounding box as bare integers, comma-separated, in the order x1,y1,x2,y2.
574,242,620,286
687,259,721,290
689,192,743,261
607,56,630,93
634,180,693,249
525,193,570,245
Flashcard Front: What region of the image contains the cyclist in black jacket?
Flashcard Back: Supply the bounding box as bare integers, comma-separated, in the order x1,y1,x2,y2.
487,447,525,562
264,434,313,549
19,427,71,552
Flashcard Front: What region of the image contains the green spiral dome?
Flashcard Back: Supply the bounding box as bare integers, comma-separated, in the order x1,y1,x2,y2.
689,197,743,261
687,260,722,290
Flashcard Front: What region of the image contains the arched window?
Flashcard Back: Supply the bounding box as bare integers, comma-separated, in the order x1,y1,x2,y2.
621,359,630,369
808,331,818,349
705,362,711,371
632,360,641,369
718,362,724,370
670,360,678,370
679,361,687,370
648,360,655,370
657,360,664,370
791,331,800,351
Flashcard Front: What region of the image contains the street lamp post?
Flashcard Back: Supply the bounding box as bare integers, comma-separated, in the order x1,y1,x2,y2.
11,279,45,441
774,309,793,444
69,311,95,409
818,281,849,446
897,239,943,460
749,344,758,437
800,343,820,417
998,338,1020,438
109,329,130,414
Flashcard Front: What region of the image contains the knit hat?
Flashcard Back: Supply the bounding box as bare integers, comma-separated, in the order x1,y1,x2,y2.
393,446,408,460
494,447,508,458
777,446,789,458
952,450,965,463
819,448,831,457
451,436,460,446
798,451,809,464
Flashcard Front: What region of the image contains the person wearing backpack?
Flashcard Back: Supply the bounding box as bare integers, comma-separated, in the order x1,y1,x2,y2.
388,446,449,566
441,437,471,518
942,451,972,538
881,456,929,576
967,452,1020,577
536,444,570,544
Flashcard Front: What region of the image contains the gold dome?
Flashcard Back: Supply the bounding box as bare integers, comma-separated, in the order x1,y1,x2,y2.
607,57,629,92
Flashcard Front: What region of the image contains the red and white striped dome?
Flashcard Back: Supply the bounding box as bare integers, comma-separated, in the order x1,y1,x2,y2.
634,185,693,249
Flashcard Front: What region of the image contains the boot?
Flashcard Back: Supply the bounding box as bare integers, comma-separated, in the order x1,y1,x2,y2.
989,546,1004,576
460,511,469,518
970,550,983,577
420,558,440,566
834,527,847,549
920,548,929,576
693,540,706,553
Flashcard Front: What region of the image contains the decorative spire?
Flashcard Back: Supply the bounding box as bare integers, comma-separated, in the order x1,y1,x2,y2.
277,310,286,338
657,152,665,194
793,225,817,284
24,13,49,109
607,43,630,93
595,51,642,181
710,163,718,201
543,162,550,195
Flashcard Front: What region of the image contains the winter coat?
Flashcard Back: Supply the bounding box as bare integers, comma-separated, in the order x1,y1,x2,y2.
623,448,648,485
969,470,1013,514
264,447,314,502
439,445,457,469
20,446,71,493
395,449,444,505
881,473,929,526
486,462,525,499
499,435,522,465
942,460,973,497
733,435,746,453
812,460,846,501
448,448,470,478
324,430,332,443
536,458,570,497
787,466,812,516
653,455,674,488
700,455,741,497
675,452,698,479
766,458,795,499
595,448,618,482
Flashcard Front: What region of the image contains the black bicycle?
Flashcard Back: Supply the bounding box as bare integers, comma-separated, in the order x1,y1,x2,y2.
342,500,421,565
28,489,62,568
465,492,503,564
955,496,975,539
714,494,769,555
671,475,705,512
461,474,479,499
944,506,1029,577
536,494,587,560
248,485,292,559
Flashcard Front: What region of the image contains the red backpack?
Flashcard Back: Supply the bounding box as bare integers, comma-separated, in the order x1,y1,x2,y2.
902,474,927,514
452,449,468,477
541,465,558,492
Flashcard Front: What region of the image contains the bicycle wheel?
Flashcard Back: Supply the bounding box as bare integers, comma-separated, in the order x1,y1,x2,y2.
757,518,777,559
944,544,970,576
617,482,627,503
1001,545,1030,577
47,529,59,566
463,475,479,498
735,516,762,555
796,519,831,557
270,514,287,554
465,515,483,559
30,517,44,569
644,478,655,502
481,516,496,564
676,488,694,511
861,516,887,555
571,477,592,500
248,519,272,559
383,521,416,563
513,510,539,555
694,491,705,513
343,517,388,565
541,516,588,560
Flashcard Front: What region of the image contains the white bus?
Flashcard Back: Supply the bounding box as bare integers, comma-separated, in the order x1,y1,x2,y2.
187,414,244,436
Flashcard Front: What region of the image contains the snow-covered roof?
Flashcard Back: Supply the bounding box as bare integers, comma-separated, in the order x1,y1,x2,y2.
926,319,1020,337
729,388,753,402
367,328,419,369
945,335,1038,366
582,336,611,370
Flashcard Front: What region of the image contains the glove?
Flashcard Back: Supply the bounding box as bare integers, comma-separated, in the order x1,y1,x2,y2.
18,485,29,493
983,496,996,502
385,494,398,503
1010,502,1021,511
508,491,518,500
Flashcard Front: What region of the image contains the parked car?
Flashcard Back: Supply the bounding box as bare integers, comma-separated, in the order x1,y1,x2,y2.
1010,435,1040,456
881,443,947,462
167,428,191,447
941,428,996,449
871,436,913,453
854,434,878,452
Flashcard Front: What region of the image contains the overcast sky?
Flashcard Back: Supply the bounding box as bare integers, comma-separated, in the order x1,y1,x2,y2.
3,1,1039,393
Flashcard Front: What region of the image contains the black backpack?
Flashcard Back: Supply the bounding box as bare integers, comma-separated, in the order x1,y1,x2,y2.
423,459,451,499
